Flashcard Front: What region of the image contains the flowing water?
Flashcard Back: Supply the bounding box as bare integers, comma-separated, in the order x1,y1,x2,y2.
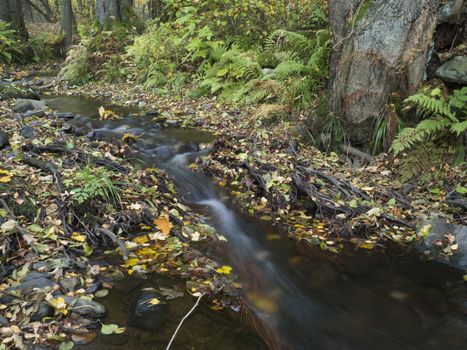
41,94,467,350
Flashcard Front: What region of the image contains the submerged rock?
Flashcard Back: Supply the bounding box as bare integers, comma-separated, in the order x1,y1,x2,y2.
436,56,467,85
58,295,106,317
128,291,170,331
416,215,467,270
13,100,34,113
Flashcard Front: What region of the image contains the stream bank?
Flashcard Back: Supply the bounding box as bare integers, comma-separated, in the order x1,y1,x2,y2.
0,70,466,350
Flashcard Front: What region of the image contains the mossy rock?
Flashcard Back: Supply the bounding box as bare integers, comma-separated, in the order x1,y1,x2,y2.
0,84,39,101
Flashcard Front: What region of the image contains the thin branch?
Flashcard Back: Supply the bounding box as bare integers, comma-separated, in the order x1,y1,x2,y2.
166,294,204,350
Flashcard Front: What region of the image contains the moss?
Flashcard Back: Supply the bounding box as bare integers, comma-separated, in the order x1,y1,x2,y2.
350,0,373,27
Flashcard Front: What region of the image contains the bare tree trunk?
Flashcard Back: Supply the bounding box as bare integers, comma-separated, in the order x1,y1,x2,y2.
0,0,28,40
95,0,133,25
60,0,73,48
327,0,441,145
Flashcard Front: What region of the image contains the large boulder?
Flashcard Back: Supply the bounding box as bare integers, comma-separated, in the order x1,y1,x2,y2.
128,291,170,331
436,56,467,85
416,215,467,270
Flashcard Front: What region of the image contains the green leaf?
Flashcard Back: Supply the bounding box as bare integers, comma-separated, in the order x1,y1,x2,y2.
101,323,119,335
455,186,467,195
59,342,74,350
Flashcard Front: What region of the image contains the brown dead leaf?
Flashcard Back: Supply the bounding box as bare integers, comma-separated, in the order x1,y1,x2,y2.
154,215,173,235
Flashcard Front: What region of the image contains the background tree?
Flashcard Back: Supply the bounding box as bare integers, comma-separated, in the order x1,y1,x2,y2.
0,0,28,40
95,0,133,24
60,0,73,47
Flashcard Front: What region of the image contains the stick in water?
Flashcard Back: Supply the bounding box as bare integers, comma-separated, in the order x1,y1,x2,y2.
165,294,204,350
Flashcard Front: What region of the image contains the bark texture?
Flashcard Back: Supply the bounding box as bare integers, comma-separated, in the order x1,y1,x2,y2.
95,0,133,24
0,0,28,39
328,0,440,145
60,0,73,47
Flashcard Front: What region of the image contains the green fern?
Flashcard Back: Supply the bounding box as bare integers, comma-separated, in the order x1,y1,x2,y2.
392,87,466,155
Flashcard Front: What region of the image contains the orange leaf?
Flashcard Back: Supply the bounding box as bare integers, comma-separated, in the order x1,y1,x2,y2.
154,215,173,235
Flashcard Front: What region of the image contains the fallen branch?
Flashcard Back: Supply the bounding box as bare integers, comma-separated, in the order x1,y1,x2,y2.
21,153,64,191
96,228,129,260
166,294,204,350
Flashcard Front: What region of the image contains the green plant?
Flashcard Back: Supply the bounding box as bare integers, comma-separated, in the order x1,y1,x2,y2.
59,43,91,85
29,32,64,62
0,21,23,63
64,166,121,205
97,55,128,83
391,87,467,155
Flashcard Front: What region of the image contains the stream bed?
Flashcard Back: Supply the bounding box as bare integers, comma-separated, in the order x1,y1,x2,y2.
41,93,467,350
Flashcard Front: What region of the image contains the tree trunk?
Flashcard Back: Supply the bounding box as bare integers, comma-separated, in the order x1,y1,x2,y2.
0,0,28,40
60,0,73,48
95,0,133,25
327,0,441,145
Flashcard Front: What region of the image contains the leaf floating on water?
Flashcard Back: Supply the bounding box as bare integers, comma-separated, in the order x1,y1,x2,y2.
216,265,232,274
246,292,278,313
101,323,124,335
154,215,173,235
418,224,432,238
58,341,74,350
148,298,161,305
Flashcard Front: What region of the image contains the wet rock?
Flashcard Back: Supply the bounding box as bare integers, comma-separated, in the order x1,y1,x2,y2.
0,277,58,304
0,315,8,326
145,108,159,116
21,110,46,118
0,85,39,101
13,100,34,113
20,126,35,139
22,272,50,282
57,112,75,119
128,292,170,331
150,145,174,162
0,130,8,150
178,143,199,154
30,303,54,321
436,56,467,85
59,277,81,292
416,215,467,270
58,295,106,317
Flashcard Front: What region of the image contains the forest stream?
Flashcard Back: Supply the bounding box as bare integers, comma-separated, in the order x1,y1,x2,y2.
38,94,467,350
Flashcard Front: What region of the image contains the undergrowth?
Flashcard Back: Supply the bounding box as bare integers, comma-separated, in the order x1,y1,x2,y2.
0,22,24,64
392,86,467,182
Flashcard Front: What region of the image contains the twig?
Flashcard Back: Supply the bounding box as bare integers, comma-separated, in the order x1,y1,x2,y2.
96,228,129,260
165,294,204,350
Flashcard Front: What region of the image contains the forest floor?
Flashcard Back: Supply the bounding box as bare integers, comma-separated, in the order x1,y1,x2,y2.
0,63,465,348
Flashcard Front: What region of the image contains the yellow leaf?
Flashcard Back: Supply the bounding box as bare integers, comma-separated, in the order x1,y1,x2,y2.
49,296,68,315
216,265,232,275
148,298,160,305
154,215,173,236
0,169,12,183
71,232,86,242
125,258,140,267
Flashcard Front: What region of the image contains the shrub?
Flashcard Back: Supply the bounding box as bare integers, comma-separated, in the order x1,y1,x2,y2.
59,43,91,85
0,21,24,64
29,32,64,62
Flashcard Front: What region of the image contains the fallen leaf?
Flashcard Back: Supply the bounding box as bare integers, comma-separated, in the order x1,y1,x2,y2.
216,265,232,274
154,215,173,235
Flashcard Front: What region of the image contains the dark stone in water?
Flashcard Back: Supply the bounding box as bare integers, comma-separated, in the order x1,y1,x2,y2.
21,110,46,118
417,215,467,270
128,291,170,331
13,100,34,113
148,145,174,162
59,277,81,292
178,143,199,154
57,112,75,119
0,130,9,150
30,302,54,321
57,295,106,317
20,126,35,139
145,108,159,116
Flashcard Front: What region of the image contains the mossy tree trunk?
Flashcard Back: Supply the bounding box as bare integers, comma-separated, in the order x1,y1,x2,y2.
0,0,28,40
95,0,133,25
327,0,441,145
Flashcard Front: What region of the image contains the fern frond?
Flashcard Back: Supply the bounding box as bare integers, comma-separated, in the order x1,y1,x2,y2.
451,120,467,135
